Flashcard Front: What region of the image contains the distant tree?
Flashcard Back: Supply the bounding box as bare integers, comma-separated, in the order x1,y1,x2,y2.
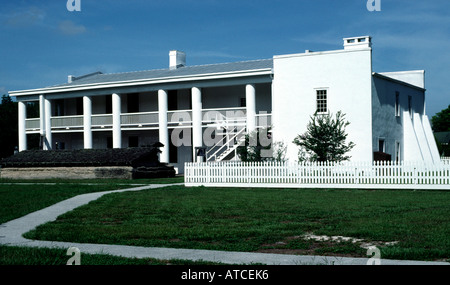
0,94,18,159
293,111,355,162
431,105,450,132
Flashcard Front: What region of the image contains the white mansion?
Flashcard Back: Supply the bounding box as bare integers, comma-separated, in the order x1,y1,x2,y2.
9,36,440,173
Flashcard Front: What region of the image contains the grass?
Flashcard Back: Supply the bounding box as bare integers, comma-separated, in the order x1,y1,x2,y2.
0,176,183,224
21,185,450,262
0,245,225,265
0,176,183,225
0,176,198,265
0,183,122,224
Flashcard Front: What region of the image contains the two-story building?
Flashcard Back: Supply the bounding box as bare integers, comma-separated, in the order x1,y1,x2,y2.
9,36,440,173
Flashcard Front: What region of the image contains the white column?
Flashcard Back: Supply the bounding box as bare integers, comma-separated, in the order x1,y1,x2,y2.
158,90,169,163
83,96,93,149
39,95,45,136
191,87,203,162
18,101,27,152
44,97,52,150
246,84,256,133
112,93,122,148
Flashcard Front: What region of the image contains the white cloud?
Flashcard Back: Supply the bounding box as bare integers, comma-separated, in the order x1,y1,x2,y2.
4,6,46,28
188,50,246,59
58,20,86,35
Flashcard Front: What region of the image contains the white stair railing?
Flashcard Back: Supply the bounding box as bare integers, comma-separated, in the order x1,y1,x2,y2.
206,127,246,162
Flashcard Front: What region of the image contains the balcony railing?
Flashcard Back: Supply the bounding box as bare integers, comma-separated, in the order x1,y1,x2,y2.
121,111,158,127
256,113,272,128
92,114,112,128
24,108,271,133
168,110,193,126
25,118,40,131
52,115,84,129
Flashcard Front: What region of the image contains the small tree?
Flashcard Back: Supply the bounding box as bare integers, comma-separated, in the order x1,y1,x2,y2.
237,127,272,162
293,111,355,162
237,126,287,162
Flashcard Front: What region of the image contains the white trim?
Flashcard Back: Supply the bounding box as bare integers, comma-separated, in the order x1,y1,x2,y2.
273,47,372,60
9,69,272,97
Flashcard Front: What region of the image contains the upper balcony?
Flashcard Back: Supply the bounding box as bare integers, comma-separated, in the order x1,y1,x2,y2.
25,107,272,134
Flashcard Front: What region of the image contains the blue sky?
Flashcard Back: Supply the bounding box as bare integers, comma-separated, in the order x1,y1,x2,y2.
1,0,449,117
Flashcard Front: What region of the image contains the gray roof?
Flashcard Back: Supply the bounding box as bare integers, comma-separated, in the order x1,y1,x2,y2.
54,58,273,88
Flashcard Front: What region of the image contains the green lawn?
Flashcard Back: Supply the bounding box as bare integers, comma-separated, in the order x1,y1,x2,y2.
0,177,195,265
21,185,450,262
0,177,183,224
0,245,224,265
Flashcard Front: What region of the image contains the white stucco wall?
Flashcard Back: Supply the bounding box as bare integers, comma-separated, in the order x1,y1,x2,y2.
371,75,425,161
422,115,441,162
371,73,441,163
272,48,373,162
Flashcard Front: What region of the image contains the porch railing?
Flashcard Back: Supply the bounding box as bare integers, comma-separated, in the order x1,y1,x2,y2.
168,110,192,126
256,113,272,128
121,111,159,127
92,114,112,128
25,118,40,131
202,107,246,124
52,115,84,129
24,108,271,132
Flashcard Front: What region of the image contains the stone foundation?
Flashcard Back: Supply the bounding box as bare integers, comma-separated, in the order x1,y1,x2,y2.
0,166,134,180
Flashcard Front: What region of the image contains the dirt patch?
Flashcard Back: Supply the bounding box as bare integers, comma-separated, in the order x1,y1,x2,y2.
255,233,398,258
302,232,399,249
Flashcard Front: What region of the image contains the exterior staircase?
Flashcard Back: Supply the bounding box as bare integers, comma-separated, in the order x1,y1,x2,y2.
201,108,247,162
206,127,246,162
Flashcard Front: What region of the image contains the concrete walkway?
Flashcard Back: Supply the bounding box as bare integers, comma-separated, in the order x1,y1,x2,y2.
0,184,448,266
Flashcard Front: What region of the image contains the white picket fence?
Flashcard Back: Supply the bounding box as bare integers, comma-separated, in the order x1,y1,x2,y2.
184,161,450,190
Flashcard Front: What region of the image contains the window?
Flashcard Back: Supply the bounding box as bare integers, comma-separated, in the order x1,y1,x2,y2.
55,142,65,150
169,130,178,163
105,96,112,114
395,92,400,117
408,96,412,118
240,97,246,108
106,137,113,149
395,141,401,162
378,139,385,153
127,93,139,113
128,136,139,148
76,98,83,115
54,99,65,116
316,89,327,113
168,90,178,111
